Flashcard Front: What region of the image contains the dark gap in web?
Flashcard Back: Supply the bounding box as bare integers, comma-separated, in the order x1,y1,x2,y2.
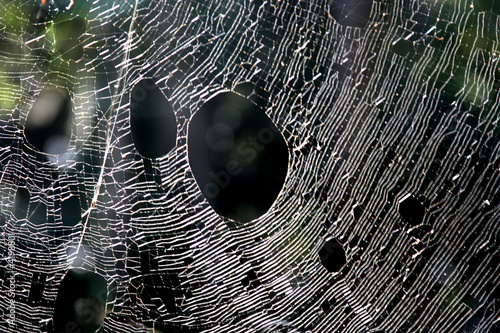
52,269,107,333
24,87,72,155
130,79,177,159
53,15,86,61
399,195,425,226
188,91,288,223
61,195,82,227
328,0,373,28
28,200,47,225
14,187,30,220
319,238,346,273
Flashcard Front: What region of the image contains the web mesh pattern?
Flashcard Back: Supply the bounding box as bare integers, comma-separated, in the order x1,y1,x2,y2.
0,0,499,332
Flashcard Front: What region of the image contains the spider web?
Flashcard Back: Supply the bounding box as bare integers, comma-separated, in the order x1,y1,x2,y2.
0,0,499,332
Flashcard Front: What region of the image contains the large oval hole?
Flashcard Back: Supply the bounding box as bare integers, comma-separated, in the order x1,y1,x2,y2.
130,79,176,159
188,91,288,223
53,269,107,333
24,87,72,155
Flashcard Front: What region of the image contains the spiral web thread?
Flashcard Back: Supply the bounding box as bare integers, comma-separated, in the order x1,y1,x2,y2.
0,0,499,332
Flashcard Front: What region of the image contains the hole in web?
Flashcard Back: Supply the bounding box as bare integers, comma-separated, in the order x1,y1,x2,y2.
52,269,107,333
14,187,30,220
328,0,373,28
61,195,82,227
319,238,346,273
473,0,500,15
24,87,72,155
130,79,177,159
28,201,47,225
28,272,47,304
53,15,86,61
399,195,425,226
188,91,288,223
